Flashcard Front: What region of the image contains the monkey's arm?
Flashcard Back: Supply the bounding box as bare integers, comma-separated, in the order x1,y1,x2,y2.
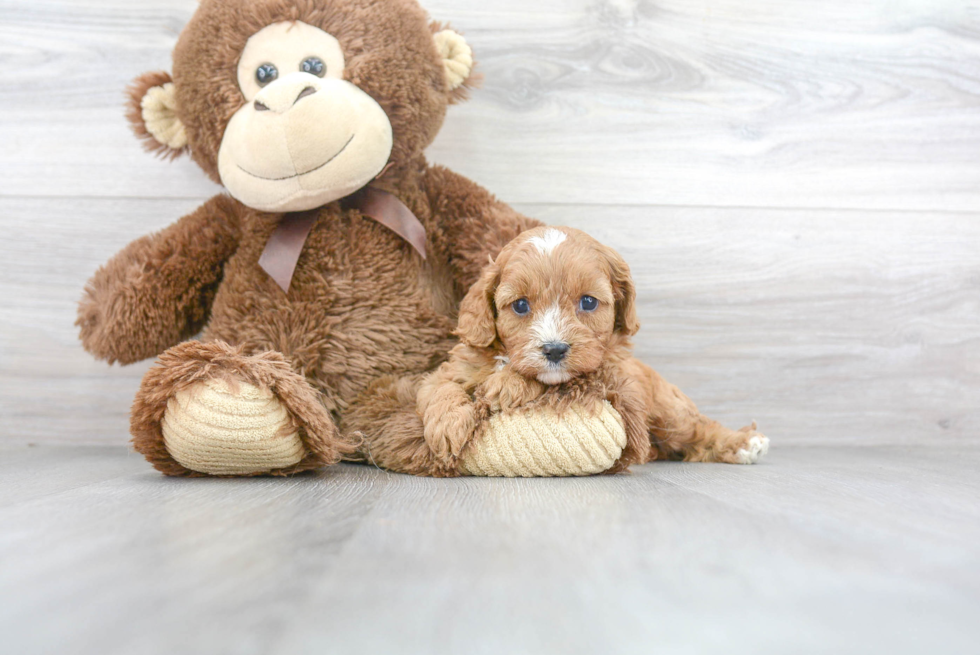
424,165,543,293
77,195,242,365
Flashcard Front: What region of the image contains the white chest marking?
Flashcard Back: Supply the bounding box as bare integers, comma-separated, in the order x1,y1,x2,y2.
528,229,567,256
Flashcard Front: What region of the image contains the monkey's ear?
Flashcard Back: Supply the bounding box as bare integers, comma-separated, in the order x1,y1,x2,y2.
430,24,481,103
456,262,500,348
126,71,188,159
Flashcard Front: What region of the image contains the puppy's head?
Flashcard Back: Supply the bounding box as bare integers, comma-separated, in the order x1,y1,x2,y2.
457,227,639,384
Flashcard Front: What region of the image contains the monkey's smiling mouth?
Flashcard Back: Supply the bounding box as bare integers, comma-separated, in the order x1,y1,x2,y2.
237,134,356,181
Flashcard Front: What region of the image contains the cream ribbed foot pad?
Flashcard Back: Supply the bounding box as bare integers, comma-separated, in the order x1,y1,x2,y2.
459,401,627,477
161,378,306,475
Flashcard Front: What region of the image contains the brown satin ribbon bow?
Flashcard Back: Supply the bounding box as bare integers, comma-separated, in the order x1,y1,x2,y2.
258,186,428,293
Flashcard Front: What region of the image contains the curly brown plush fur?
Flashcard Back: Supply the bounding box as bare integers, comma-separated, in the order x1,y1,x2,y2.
131,340,357,477
414,226,766,475
416,227,650,472
79,0,539,476
80,0,765,477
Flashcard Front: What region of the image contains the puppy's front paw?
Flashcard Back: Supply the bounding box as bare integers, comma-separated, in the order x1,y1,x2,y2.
735,434,770,464
423,402,478,463
480,368,545,412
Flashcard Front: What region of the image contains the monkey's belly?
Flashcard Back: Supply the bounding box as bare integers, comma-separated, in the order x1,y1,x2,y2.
204,268,457,409
460,401,626,477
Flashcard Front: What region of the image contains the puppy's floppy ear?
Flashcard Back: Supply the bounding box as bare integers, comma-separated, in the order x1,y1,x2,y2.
430,22,482,104
126,71,188,159
456,261,500,348
599,244,640,336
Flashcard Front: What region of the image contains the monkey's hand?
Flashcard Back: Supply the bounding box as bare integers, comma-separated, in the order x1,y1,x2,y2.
77,196,240,364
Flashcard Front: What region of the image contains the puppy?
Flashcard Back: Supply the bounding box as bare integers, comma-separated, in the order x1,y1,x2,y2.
417,226,769,472
416,226,651,471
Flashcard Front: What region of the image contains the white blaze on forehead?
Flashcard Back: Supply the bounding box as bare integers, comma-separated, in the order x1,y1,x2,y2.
528,229,567,256
531,304,567,344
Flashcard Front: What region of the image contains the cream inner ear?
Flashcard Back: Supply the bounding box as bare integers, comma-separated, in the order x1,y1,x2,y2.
433,30,474,90
237,22,346,101
141,83,187,149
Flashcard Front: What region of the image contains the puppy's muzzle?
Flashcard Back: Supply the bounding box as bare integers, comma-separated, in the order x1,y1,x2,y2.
542,342,570,363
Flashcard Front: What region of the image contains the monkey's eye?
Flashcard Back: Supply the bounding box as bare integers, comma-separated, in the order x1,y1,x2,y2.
512,299,531,316
301,57,326,77
579,295,599,312
256,63,279,87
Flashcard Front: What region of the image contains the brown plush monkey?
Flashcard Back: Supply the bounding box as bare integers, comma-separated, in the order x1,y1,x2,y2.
78,0,768,477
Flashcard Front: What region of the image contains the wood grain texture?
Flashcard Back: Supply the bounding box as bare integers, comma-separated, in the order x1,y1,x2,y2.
2,3,977,652
2,197,978,445
1,0,978,448
1,0,979,209
1,444,978,654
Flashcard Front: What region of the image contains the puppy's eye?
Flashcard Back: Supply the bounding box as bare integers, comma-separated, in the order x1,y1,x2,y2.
579,295,599,312
512,298,531,316
256,63,279,87
301,57,326,77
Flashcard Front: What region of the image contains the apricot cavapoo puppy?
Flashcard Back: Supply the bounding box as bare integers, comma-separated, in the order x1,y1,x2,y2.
417,226,769,473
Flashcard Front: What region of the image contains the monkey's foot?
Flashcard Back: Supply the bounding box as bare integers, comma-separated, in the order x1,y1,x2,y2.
161,377,307,475
131,341,350,477
459,401,627,477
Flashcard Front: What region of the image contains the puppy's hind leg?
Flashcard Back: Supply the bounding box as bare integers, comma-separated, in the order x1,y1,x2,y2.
622,358,769,465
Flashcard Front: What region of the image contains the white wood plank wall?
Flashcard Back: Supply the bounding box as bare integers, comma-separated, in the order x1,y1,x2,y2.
1,0,977,446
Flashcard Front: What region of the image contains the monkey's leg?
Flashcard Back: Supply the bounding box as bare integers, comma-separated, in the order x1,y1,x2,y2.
622,358,770,464
131,340,351,476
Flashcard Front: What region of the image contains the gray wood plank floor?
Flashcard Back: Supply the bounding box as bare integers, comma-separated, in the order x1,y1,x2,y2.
1,444,978,655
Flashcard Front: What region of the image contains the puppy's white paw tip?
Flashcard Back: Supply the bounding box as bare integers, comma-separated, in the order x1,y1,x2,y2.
736,435,770,464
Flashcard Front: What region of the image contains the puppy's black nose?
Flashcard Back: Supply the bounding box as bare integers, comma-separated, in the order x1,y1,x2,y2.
542,342,570,363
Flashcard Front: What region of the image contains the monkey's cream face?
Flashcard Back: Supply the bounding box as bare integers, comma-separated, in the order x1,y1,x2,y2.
217,21,394,213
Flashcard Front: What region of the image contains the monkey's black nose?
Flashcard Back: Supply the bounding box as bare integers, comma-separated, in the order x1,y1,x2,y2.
542,342,570,363
294,86,317,104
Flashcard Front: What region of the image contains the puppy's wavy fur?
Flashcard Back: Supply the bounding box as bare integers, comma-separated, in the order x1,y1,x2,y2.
417,226,768,474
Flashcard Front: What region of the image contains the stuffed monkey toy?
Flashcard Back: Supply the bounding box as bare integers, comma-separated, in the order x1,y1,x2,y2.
79,0,768,477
